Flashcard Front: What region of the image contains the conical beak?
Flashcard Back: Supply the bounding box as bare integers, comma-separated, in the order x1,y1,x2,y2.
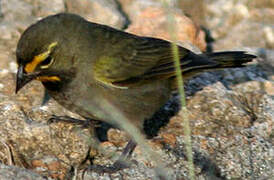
15,65,34,93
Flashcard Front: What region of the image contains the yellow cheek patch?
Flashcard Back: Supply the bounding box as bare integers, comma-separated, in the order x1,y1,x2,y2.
36,76,61,82
24,42,58,73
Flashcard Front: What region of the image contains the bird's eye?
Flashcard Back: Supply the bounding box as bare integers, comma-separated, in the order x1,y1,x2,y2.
40,56,54,69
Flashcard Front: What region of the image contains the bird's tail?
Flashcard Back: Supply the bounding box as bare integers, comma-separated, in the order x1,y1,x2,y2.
181,51,256,79
203,51,256,68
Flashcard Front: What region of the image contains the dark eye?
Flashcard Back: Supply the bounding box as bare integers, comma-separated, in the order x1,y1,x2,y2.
40,56,54,69
41,56,52,66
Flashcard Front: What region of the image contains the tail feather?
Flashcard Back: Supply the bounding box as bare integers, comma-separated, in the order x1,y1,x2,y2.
142,50,256,80
203,51,256,68
181,51,256,78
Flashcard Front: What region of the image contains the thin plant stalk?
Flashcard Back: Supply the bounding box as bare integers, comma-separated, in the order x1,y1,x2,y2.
97,98,169,179
162,1,195,179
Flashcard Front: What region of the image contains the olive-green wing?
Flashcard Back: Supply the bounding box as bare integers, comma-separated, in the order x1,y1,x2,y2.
93,36,218,88
93,37,190,88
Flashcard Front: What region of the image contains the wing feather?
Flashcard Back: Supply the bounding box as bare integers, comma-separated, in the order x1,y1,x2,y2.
93,36,191,88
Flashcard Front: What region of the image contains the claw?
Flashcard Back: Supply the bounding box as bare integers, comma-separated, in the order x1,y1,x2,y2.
83,140,137,174
83,159,133,174
47,115,89,127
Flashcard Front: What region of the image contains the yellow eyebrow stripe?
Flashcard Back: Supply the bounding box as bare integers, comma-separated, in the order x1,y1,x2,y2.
25,53,48,73
24,42,58,73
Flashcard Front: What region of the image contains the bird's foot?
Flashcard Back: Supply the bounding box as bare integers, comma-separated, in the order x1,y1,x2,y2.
85,159,132,174
83,140,137,174
48,115,99,128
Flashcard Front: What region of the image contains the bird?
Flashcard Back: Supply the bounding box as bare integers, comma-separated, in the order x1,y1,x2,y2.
15,13,256,172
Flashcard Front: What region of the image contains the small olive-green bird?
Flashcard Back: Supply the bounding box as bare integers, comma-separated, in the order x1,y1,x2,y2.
16,13,255,171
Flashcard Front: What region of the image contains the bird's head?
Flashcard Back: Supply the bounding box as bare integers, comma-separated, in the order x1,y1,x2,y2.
15,13,83,93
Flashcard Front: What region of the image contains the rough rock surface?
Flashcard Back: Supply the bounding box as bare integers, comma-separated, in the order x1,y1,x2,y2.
204,0,274,50
0,0,273,179
0,163,45,180
126,6,207,52
120,0,207,51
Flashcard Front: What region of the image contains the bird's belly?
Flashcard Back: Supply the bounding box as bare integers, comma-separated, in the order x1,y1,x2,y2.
47,79,172,129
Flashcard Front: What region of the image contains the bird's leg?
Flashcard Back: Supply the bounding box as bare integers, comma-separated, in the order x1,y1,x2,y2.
86,139,137,173
48,115,100,128
113,139,137,167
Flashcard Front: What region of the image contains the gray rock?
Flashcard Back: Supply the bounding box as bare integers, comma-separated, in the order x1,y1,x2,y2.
0,163,46,180
0,88,95,179
185,81,274,179
204,0,274,50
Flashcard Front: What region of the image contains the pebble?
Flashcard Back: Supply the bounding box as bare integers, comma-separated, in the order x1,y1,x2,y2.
9,61,17,73
264,26,274,48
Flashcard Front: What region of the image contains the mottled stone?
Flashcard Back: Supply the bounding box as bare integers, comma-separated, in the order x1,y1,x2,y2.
204,0,274,50
127,6,207,51
65,0,128,29
0,164,45,180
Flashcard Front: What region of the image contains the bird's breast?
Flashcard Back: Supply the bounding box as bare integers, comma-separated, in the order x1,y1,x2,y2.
46,76,173,129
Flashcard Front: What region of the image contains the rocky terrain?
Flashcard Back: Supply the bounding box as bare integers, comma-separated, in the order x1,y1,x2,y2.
0,0,273,179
